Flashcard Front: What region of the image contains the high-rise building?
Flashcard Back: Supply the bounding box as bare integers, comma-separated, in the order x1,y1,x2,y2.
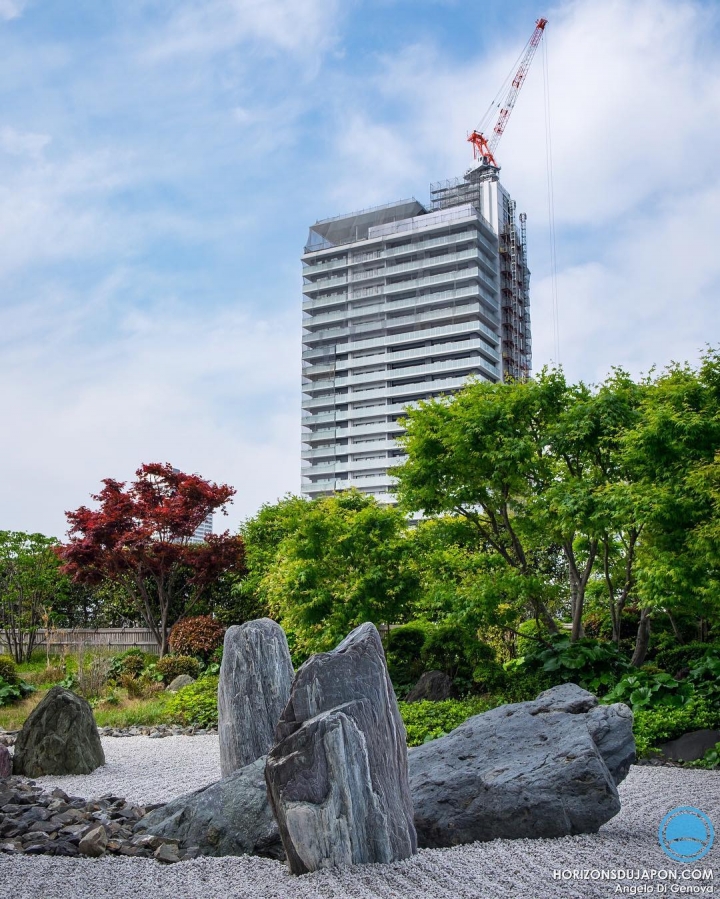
300,164,531,502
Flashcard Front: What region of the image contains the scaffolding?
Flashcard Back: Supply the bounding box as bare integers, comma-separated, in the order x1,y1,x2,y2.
499,198,531,381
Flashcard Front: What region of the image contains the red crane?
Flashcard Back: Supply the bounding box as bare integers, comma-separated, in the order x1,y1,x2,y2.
468,17,548,168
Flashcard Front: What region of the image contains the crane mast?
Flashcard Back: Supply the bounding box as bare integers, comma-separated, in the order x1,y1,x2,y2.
468,17,547,168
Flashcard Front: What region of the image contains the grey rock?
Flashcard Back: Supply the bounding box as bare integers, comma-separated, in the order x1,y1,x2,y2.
136,756,283,859
408,683,634,849
218,618,294,776
266,622,417,874
0,744,10,779
586,703,635,784
154,842,181,863
658,728,720,762
12,687,105,777
166,675,195,692
78,825,107,857
405,671,455,703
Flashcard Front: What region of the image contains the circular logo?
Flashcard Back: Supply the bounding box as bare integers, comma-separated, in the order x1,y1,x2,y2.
658,806,715,863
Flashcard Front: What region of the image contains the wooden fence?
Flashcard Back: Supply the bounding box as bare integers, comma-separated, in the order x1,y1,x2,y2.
2,628,161,657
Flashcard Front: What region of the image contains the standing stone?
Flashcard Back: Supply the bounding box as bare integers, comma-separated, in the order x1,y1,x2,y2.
0,744,11,779
218,618,293,776
12,687,105,777
266,623,417,874
408,683,635,848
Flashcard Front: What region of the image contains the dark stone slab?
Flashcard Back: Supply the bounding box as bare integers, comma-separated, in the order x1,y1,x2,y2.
12,687,105,777
135,757,284,860
266,622,417,874
218,619,293,776
0,745,11,779
405,671,455,703
658,729,720,762
408,683,634,848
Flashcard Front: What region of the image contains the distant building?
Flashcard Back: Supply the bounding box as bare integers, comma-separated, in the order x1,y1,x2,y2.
300,163,531,502
190,513,213,544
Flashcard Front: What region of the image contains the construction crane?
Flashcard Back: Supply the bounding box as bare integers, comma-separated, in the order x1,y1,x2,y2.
468,17,548,168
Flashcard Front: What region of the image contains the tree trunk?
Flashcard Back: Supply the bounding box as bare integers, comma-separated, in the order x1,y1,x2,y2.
666,611,684,645
631,607,651,667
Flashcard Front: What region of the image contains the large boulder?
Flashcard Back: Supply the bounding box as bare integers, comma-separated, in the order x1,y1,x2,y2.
218,618,294,776
12,687,105,777
135,756,283,859
266,623,417,874
0,744,11,779
408,683,634,848
166,674,195,692
405,671,455,703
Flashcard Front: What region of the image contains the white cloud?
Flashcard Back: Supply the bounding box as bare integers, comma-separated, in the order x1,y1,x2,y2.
0,291,301,539
0,127,50,159
145,0,340,61
0,0,26,21
320,0,720,381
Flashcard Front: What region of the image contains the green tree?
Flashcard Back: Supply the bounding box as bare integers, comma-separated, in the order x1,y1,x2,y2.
262,491,419,657
233,494,311,622
0,531,66,663
624,350,720,662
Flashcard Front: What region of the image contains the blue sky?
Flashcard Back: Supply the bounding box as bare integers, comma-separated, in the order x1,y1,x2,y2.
1,0,719,538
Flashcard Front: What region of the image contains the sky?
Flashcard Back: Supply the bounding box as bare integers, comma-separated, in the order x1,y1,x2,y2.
1,0,719,539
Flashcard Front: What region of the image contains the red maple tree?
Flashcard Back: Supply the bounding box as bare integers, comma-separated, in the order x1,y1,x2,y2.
57,463,245,655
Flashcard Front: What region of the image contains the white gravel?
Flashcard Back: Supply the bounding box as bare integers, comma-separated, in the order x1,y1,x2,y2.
2,737,718,899
34,735,222,805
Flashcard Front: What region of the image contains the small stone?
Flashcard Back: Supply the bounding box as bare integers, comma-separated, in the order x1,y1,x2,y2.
405,671,455,703
166,675,195,692
154,842,181,863
78,825,107,857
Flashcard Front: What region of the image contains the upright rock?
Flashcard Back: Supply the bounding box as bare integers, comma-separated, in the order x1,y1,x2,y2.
266,622,417,874
218,618,293,776
136,756,283,859
12,687,105,777
408,683,634,848
0,744,11,779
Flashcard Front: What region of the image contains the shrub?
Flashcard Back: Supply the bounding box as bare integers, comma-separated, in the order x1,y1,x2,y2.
164,675,219,727
119,673,164,699
520,635,629,696
687,652,720,704
604,669,693,710
0,655,19,686
399,698,493,747
654,642,720,677
156,655,201,684
169,616,226,661
108,649,152,683
498,667,555,703
633,698,720,757
385,623,428,694
0,676,23,707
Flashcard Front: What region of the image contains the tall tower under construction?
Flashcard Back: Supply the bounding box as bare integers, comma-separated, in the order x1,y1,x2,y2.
300,164,531,502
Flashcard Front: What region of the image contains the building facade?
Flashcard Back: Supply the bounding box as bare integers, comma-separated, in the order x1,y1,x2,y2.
300,165,531,502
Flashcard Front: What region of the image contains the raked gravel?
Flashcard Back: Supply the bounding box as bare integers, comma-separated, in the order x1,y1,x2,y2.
1,736,718,899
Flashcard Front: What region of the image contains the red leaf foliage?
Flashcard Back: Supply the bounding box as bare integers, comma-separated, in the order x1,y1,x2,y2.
55,463,246,653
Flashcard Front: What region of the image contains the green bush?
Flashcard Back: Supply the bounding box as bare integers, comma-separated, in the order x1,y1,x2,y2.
498,666,555,703
421,623,499,693
155,654,201,684
604,668,693,710
385,623,428,694
0,675,22,707
633,698,720,757
108,649,154,683
687,652,720,704
399,698,493,747
0,655,19,686
653,642,720,676
520,635,629,695
689,743,720,770
163,675,219,727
